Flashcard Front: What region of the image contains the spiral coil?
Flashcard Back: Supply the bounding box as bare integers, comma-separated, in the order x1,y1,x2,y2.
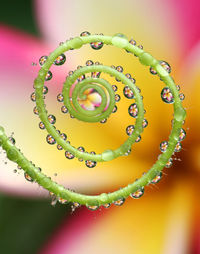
0,32,186,210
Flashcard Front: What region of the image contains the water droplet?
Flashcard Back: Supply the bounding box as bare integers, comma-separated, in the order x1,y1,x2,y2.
174,142,182,152
65,151,74,159
151,172,162,184
159,61,171,73
24,173,34,182
113,33,127,39
103,203,111,208
115,94,121,102
179,93,185,101
112,85,118,92
58,197,68,204
115,66,123,82
142,119,148,128
68,71,74,76
161,87,174,104
114,198,125,206
87,205,99,211
33,106,38,115
39,56,48,66
53,54,66,65
123,86,134,99
43,86,48,95
45,71,52,81
30,92,36,102
46,135,56,145
149,67,157,75
56,129,61,134
61,106,68,114
136,87,141,93
138,45,143,49
135,135,141,142
57,93,64,102
51,195,57,206
86,60,94,66
129,38,136,45
179,128,186,142
124,149,131,156
80,31,91,37
48,114,56,124
9,137,15,145
78,147,84,161
37,167,42,172
60,133,67,140
77,74,85,82
49,192,54,197
39,122,45,130
57,144,63,150
126,125,135,136
112,105,118,113
128,103,138,118
116,66,123,72
85,160,97,168
176,85,180,91
130,187,144,199
78,146,85,152
165,158,173,168
125,73,131,79
90,41,103,50
160,141,168,152
91,71,101,78
126,39,136,53
73,202,81,208
100,118,107,124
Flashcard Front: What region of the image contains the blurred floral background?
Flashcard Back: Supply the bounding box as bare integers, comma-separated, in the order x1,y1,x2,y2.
0,0,200,253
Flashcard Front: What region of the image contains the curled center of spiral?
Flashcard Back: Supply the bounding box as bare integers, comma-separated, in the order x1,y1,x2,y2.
63,66,116,123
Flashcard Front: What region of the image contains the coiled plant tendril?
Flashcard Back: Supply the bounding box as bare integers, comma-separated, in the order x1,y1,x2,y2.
0,32,186,210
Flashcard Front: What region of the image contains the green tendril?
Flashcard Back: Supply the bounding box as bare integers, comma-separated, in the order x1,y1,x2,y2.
0,33,186,208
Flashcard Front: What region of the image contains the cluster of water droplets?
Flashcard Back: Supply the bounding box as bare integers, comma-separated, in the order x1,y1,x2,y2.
146,58,186,169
